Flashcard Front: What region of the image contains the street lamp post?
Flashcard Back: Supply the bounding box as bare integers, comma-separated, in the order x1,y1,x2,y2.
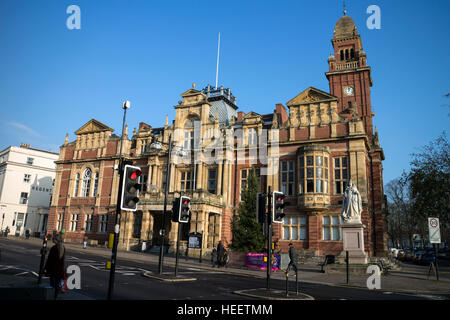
107,100,130,300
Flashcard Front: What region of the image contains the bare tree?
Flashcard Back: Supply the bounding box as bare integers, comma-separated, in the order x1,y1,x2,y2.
385,175,417,248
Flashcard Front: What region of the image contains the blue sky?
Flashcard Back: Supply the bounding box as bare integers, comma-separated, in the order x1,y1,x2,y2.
0,0,449,185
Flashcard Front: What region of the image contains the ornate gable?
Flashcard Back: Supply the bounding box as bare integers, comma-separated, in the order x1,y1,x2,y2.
286,87,338,107
180,88,202,98
243,112,263,125
243,112,261,119
75,119,114,135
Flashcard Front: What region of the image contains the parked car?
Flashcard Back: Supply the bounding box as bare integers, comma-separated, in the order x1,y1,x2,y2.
437,249,447,258
419,253,436,265
413,251,426,264
397,250,407,261
390,248,399,258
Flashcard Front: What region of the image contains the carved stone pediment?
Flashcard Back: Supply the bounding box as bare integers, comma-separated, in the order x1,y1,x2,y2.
243,112,262,124
180,88,202,98
75,119,114,135
286,87,338,107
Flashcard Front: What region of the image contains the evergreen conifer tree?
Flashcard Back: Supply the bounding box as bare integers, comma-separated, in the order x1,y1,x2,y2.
230,168,265,252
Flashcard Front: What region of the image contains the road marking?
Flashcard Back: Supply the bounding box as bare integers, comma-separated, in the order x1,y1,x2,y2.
14,272,28,276
88,264,101,270
413,294,446,300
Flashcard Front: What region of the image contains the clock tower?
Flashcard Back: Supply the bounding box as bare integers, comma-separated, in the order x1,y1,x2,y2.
325,12,374,137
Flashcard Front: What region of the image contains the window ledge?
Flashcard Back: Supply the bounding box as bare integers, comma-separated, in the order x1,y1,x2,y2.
297,194,330,209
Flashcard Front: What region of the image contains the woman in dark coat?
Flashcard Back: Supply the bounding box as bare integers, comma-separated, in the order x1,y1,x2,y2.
211,248,217,267
217,241,225,267
44,233,66,299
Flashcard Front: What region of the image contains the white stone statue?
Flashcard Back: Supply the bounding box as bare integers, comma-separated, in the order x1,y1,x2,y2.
341,180,362,223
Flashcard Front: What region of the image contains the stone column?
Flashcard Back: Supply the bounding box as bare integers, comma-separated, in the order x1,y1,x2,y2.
140,210,150,240
196,163,203,190
147,165,153,192
152,165,158,191
217,163,223,195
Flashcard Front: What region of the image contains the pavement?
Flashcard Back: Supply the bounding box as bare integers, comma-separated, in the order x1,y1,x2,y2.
1,236,449,300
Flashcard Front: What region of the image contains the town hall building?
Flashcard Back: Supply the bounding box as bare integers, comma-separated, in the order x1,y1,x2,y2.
47,13,387,257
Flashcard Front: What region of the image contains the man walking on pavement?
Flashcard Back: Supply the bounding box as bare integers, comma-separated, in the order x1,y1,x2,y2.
287,242,298,274
44,231,67,299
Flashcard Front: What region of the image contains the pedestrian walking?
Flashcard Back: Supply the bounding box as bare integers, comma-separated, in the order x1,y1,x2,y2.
4,226,9,237
217,240,225,268
83,235,88,249
287,242,298,274
211,248,217,267
44,232,67,299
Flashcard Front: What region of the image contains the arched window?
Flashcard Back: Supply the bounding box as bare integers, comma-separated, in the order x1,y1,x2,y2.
93,172,99,197
340,50,344,61
345,49,349,60
74,173,80,197
350,48,355,59
81,168,92,197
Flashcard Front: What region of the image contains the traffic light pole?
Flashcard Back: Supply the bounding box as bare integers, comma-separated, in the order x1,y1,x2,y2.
175,222,182,277
266,186,272,290
159,135,173,274
175,192,182,277
107,104,128,300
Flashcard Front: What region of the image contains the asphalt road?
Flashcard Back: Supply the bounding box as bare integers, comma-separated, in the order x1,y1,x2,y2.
0,238,448,301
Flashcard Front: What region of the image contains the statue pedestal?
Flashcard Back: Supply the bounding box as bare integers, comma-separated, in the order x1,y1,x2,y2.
338,222,368,264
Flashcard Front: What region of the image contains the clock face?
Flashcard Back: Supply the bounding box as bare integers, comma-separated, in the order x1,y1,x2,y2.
344,86,354,96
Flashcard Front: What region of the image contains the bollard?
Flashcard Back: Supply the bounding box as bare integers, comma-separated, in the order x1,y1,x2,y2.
285,271,289,297
346,251,349,284
296,268,298,295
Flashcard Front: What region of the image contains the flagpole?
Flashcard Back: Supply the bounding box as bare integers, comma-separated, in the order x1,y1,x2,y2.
215,32,220,89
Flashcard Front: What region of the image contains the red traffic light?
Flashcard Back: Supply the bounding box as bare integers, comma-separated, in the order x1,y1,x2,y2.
129,169,142,180
183,199,190,205
277,194,285,201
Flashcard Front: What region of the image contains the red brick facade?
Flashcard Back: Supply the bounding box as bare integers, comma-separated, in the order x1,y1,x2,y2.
47,14,387,257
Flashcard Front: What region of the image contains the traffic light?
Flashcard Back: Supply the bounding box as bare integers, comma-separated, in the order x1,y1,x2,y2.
272,191,286,223
172,197,180,222
120,164,142,211
256,193,266,224
179,196,191,223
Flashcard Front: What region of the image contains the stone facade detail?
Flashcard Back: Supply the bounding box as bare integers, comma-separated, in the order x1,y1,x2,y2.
47,14,387,257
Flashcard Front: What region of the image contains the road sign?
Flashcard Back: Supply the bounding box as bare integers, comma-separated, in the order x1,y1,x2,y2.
428,217,441,244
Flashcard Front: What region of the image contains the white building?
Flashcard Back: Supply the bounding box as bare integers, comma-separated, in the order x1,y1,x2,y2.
0,143,58,237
